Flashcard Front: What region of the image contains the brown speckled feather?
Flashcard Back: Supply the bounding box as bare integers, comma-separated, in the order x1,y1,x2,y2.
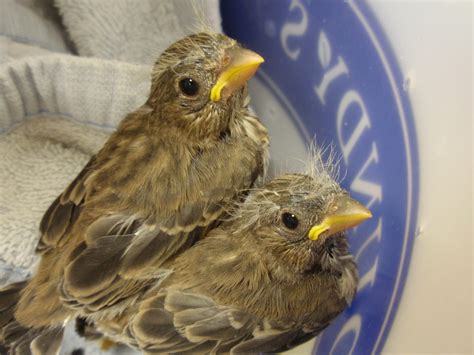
97,172,368,353
36,157,95,254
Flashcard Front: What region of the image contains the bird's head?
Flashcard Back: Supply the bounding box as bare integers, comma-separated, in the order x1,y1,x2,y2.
147,32,264,138
231,163,371,276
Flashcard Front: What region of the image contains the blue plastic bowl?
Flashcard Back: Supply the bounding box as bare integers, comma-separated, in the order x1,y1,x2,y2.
221,1,419,354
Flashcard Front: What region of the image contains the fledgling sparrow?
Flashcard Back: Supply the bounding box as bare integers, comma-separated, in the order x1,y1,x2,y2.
92,161,372,353
0,32,268,354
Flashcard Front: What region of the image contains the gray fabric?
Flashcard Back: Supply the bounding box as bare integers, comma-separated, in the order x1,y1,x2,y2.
0,261,30,287
0,0,71,53
0,55,152,271
55,0,222,65
0,36,57,64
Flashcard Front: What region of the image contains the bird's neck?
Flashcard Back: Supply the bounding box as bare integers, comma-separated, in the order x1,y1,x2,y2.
148,99,235,141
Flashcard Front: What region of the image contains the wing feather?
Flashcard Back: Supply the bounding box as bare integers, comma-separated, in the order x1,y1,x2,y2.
45,115,268,318
36,158,96,253
126,290,257,353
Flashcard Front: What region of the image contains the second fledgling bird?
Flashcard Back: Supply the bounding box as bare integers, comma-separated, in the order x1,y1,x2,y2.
91,159,372,353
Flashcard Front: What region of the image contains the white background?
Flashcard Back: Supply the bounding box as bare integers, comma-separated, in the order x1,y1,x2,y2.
367,1,473,354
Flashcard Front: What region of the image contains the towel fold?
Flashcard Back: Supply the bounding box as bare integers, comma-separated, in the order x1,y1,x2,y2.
55,0,221,65
0,54,154,271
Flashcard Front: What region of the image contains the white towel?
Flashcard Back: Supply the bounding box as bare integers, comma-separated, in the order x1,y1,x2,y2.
55,0,222,65
0,0,71,54
0,54,152,272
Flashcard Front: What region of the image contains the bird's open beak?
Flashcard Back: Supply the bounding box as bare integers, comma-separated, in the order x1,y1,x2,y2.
210,47,264,102
308,194,372,241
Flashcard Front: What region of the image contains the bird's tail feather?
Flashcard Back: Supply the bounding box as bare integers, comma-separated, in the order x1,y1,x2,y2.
0,281,64,354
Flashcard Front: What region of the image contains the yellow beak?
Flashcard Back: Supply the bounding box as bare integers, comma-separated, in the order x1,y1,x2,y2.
308,194,372,241
210,47,264,102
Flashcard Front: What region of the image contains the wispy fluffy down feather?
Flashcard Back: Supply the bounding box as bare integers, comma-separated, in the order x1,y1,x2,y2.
304,140,344,184
227,142,343,235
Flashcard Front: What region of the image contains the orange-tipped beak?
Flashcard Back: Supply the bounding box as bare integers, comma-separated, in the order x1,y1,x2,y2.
210,47,264,102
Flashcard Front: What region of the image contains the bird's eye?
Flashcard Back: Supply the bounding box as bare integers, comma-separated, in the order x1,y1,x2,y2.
179,78,200,96
281,212,299,230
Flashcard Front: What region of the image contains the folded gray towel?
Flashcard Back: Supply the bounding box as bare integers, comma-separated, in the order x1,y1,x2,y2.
0,55,151,271
55,0,221,65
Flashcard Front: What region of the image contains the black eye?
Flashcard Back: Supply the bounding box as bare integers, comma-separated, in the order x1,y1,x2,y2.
179,78,200,96
281,212,299,230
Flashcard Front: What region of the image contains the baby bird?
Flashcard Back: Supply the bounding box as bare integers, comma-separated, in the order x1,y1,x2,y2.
0,32,268,354
93,164,372,353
